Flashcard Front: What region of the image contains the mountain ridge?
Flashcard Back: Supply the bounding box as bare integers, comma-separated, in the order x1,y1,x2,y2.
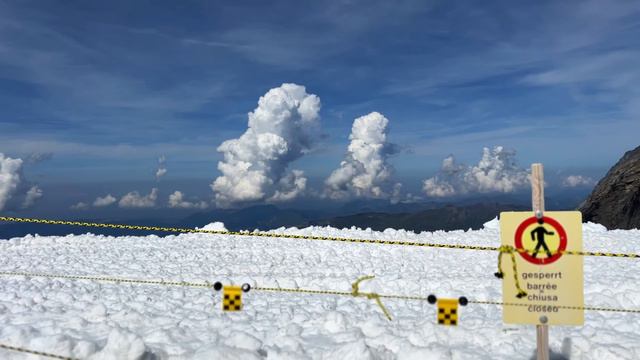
580,145,640,230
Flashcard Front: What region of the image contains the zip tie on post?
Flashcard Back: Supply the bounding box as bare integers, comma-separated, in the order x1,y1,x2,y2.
351,275,393,321
494,245,527,298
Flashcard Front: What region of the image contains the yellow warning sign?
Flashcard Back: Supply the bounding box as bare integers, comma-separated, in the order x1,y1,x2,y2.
437,299,459,326
500,211,584,325
223,285,243,311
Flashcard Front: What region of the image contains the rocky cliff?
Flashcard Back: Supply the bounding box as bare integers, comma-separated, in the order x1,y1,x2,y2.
580,145,640,229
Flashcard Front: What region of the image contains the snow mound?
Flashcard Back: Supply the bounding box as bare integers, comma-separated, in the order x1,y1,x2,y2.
583,222,608,233
197,221,228,232
0,223,639,359
89,328,152,360
482,217,499,230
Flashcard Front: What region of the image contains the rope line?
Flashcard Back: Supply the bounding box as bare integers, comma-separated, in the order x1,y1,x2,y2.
0,343,76,360
1,270,638,314
2,216,639,259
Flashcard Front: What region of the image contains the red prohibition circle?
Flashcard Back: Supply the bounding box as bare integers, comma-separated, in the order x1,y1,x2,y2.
514,216,567,265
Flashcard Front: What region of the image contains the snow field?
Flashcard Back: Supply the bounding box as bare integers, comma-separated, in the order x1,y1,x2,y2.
0,220,638,359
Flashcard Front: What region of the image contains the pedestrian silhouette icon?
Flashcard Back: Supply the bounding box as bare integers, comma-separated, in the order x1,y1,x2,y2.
530,219,555,259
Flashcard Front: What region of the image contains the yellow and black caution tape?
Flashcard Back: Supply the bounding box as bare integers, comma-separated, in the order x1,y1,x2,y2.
512,247,640,259
257,286,640,314
2,216,639,259
1,270,639,315
2,216,639,301
350,275,393,320
493,246,640,298
252,276,395,320
495,245,528,298
254,286,352,297
560,250,640,258
0,271,389,320
255,285,434,303
469,300,640,314
0,216,498,251
0,271,213,288
0,343,76,360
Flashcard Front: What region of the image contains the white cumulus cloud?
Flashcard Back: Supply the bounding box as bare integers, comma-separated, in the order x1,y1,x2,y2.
119,188,158,208
93,194,117,207
267,169,307,202
156,168,167,180
0,153,23,211
325,112,400,200
1,153,44,210
563,175,595,187
423,146,530,197
22,186,43,208
71,202,89,210
168,191,209,209
211,83,320,207
156,155,167,181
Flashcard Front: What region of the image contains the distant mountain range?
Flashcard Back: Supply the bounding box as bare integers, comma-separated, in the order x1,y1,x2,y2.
0,202,528,238
307,203,528,232
180,202,531,232
181,205,320,231
1,185,593,238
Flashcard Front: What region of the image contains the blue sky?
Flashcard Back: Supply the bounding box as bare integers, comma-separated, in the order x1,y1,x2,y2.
1,0,639,212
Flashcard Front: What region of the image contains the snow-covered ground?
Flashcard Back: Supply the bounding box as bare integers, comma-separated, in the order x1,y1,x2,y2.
0,220,639,359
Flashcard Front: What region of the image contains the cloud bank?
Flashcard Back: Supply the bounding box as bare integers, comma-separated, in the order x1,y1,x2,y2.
0,153,43,210
563,175,595,187
26,152,54,164
423,146,529,197
93,194,117,207
119,188,158,208
168,191,208,209
211,83,320,208
325,112,400,200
